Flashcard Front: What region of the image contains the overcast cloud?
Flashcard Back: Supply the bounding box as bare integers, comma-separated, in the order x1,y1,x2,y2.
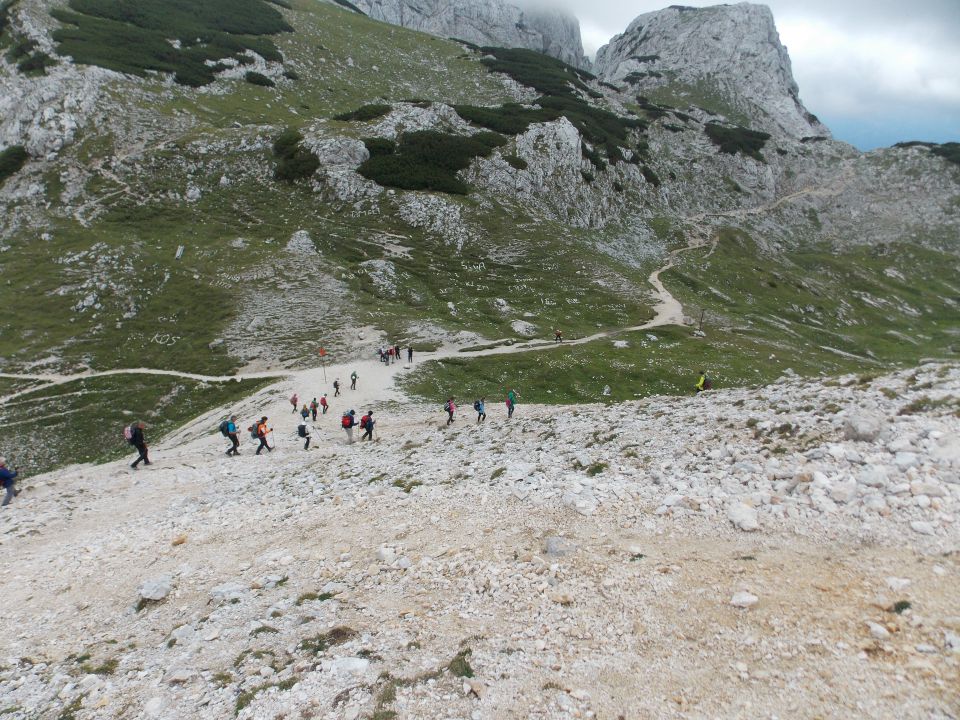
534,0,960,149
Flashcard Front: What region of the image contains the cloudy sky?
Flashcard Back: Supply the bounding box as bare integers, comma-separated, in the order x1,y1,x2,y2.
553,0,960,150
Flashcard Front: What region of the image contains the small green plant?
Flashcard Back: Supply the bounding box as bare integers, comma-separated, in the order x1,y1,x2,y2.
298,626,357,654
447,648,474,678
80,658,118,675
244,70,275,87
250,625,278,636
334,103,392,122
504,154,527,170
0,145,28,186
235,677,297,714
585,461,607,476
392,478,423,493
891,600,911,614
490,467,506,480
212,671,233,687
272,128,319,182
294,591,333,606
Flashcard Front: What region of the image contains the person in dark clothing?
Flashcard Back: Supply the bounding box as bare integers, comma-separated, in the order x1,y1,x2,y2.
0,457,20,507
474,398,486,423
130,421,151,469
226,415,240,456
360,410,375,441
394,345,401,362
350,371,358,390
255,416,272,455
407,347,413,362
310,398,318,422
227,415,240,455
333,379,341,397
445,397,456,425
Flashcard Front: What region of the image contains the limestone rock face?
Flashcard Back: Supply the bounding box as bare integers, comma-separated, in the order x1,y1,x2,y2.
352,0,587,68
594,3,828,138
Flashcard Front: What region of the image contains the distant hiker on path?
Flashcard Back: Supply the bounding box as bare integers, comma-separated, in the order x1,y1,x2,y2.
298,418,314,450
333,379,341,397
129,421,151,469
310,398,319,421
360,410,375,441
0,457,20,507
388,346,395,364
221,415,240,456
342,409,357,444
301,404,310,421
320,394,329,415
506,389,518,419
554,329,563,343
695,371,712,394
445,397,456,425
290,393,299,413
254,417,272,455
474,398,486,423
395,345,401,361
407,347,413,362
350,371,358,390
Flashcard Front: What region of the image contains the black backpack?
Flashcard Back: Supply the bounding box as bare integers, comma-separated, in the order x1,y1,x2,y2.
297,424,307,438
473,401,481,412
219,420,231,437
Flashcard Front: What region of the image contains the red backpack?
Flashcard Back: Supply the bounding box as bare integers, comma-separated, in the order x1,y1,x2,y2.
341,414,352,428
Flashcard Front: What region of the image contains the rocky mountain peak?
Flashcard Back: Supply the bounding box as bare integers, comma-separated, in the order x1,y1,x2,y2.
351,0,587,68
594,3,829,138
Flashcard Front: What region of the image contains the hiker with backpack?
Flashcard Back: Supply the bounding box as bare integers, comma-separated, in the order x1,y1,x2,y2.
298,418,314,450
554,329,563,343
310,398,319,421
350,371,358,390
695,371,713,394
506,388,518,419
360,410,375,441
333,379,341,397
220,415,240,456
1,457,20,507
252,417,272,454
444,397,456,425
387,346,395,364
407,347,413,363
474,398,486,423
341,409,357,443
127,421,151,469
301,404,310,421
290,393,299,413
320,394,329,415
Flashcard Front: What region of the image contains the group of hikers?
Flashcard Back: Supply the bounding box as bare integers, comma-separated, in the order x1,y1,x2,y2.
445,388,518,425
378,345,413,364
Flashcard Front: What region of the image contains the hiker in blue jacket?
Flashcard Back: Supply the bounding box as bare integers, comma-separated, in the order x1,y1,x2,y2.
0,457,19,507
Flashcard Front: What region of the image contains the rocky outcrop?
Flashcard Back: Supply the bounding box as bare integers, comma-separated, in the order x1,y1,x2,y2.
594,3,828,138
352,0,587,68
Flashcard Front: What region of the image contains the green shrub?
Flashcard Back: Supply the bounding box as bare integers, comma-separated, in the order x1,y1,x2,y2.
334,103,392,122
358,130,506,195
272,128,303,159
0,145,28,186
272,128,319,182
51,0,289,87
704,122,770,161
362,137,396,158
245,70,275,87
504,154,527,170
641,165,660,186
581,170,594,183
931,142,960,167
17,51,57,74
6,38,38,61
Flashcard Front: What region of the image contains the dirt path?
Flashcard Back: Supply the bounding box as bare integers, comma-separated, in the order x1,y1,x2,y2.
0,164,853,408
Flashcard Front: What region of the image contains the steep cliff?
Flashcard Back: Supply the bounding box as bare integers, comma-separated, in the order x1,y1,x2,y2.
594,3,828,138
352,0,587,68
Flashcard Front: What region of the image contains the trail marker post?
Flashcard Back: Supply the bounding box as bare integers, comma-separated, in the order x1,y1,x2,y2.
318,347,328,383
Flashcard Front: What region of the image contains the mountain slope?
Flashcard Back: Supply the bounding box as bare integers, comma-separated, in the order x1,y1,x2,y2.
0,0,957,475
